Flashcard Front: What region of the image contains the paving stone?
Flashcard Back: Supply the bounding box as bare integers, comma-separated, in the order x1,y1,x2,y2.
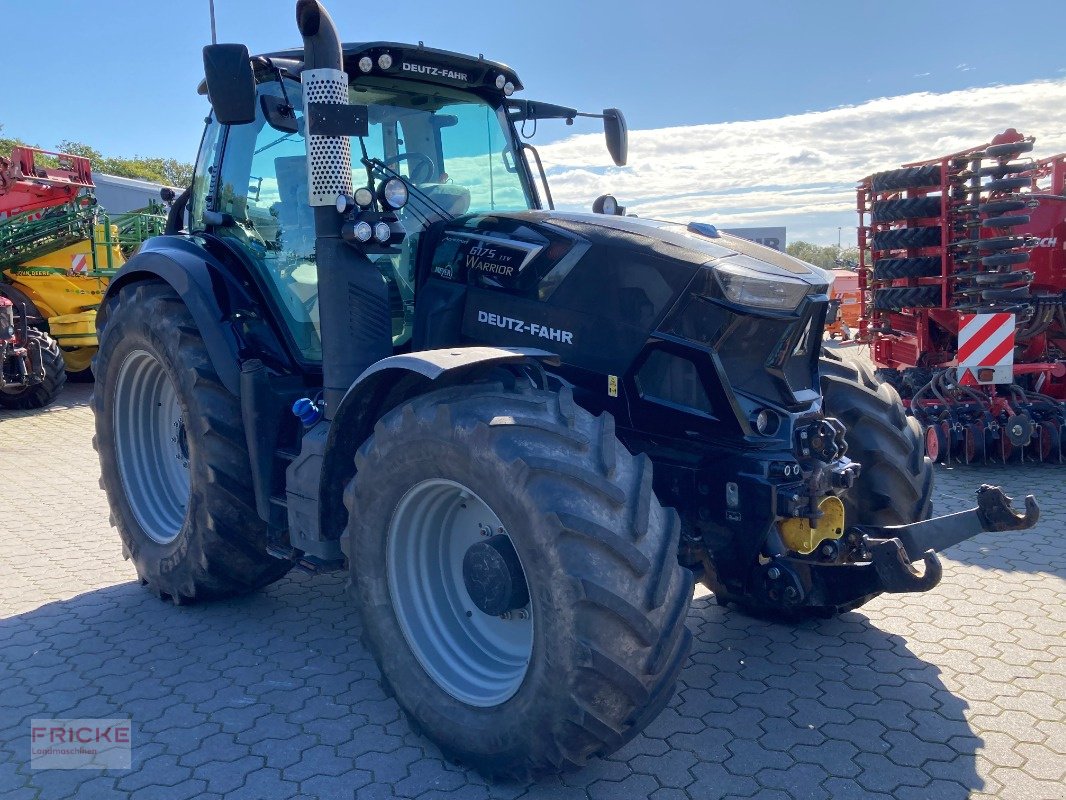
2,375,1064,800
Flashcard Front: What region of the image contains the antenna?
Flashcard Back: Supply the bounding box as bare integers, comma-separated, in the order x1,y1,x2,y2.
208,0,218,44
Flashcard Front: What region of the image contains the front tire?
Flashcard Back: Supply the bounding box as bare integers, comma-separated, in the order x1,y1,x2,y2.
346,382,692,778
92,281,291,603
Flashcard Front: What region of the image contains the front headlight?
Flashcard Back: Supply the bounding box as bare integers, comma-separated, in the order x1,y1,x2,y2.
714,260,810,311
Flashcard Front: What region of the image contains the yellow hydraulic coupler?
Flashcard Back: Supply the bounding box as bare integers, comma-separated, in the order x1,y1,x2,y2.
778,495,846,555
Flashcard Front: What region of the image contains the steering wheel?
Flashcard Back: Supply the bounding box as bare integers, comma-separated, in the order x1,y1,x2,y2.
382,152,437,184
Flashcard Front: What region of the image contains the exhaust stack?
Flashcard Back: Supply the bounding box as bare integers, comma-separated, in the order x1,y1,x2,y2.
295,0,392,416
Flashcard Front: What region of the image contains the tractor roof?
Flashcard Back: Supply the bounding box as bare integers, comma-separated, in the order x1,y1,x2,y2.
258,41,524,95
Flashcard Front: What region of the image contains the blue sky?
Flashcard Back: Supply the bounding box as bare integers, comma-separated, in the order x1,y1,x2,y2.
4,0,1064,242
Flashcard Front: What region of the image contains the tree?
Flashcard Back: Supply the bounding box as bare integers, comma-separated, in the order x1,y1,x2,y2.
55,139,194,186
787,241,860,270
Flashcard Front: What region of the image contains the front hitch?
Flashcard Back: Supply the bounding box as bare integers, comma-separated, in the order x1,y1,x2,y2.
855,485,1039,593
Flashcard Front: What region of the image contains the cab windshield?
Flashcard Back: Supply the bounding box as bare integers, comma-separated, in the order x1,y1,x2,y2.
210,76,534,360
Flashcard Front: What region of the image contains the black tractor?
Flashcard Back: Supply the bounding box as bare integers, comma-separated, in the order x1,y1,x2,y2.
92,0,1038,778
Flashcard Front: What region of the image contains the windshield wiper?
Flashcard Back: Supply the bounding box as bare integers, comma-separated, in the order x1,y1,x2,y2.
362,157,453,224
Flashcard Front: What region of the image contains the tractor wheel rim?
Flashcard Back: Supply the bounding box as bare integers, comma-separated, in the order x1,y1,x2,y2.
386,478,533,707
113,349,190,544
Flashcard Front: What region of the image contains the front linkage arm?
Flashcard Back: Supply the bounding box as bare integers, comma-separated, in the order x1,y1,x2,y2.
855,485,1039,593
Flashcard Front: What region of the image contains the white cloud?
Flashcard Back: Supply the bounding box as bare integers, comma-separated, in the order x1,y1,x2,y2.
537,79,1066,245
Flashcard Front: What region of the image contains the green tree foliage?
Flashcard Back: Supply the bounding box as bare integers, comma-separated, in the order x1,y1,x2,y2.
56,140,193,186
0,125,193,186
787,241,860,270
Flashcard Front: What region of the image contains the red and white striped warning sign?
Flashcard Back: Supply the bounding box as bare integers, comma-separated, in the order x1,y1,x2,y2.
957,312,1015,384
70,253,88,274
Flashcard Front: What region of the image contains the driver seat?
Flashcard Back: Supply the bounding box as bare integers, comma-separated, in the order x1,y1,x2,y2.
418,183,471,217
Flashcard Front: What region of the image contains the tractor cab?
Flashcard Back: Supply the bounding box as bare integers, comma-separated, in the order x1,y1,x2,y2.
190,42,604,361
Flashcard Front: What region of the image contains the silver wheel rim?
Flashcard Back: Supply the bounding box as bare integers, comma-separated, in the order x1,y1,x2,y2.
113,349,190,544
386,479,533,707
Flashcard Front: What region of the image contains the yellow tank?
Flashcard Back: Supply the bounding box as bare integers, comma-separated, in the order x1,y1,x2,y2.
2,223,124,377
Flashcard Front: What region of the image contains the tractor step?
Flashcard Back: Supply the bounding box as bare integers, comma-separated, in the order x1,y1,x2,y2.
265,543,346,574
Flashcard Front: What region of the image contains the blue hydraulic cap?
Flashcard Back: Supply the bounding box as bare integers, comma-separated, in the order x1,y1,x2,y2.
687,222,720,238
292,397,322,427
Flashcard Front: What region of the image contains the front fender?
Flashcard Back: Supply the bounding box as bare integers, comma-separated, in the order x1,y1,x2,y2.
100,235,293,394
313,347,560,545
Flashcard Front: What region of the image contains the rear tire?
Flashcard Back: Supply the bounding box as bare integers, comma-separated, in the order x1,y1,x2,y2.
92,281,291,603
0,328,66,409
346,382,692,778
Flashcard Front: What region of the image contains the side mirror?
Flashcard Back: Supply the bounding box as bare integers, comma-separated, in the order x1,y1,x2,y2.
159,187,176,203
202,44,256,125
603,108,628,167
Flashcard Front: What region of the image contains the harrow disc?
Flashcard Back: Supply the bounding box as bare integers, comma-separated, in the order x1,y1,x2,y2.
985,176,1032,193
982,214,1031,228
985,140,1034,159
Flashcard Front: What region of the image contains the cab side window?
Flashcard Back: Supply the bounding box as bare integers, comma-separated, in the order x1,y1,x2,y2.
215,80,324,361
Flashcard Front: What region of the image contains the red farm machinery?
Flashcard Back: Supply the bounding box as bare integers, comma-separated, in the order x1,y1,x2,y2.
0,146,166,383
857,130,1066,465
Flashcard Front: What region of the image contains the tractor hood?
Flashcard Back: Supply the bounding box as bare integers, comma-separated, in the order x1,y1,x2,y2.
420,209,832,421
532,211,829,288
427,209,830,308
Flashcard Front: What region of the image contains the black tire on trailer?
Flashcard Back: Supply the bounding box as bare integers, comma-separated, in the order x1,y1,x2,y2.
873,285,942,311
985,140,1033,159
345,382,693,779
985,176,1031,193
870,165,942,193
871,197,942,222
873,256,942,280
982,215,1030,228
872,226,942,251
0,327,66,409
92,281,292,603
982,252,1030,268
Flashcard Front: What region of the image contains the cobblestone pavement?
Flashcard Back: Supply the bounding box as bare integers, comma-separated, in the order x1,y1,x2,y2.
1,383,1064,800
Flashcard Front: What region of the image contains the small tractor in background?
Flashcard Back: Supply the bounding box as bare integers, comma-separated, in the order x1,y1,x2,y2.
0,146,166,380
858,130,1066,465
0,293,65,408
